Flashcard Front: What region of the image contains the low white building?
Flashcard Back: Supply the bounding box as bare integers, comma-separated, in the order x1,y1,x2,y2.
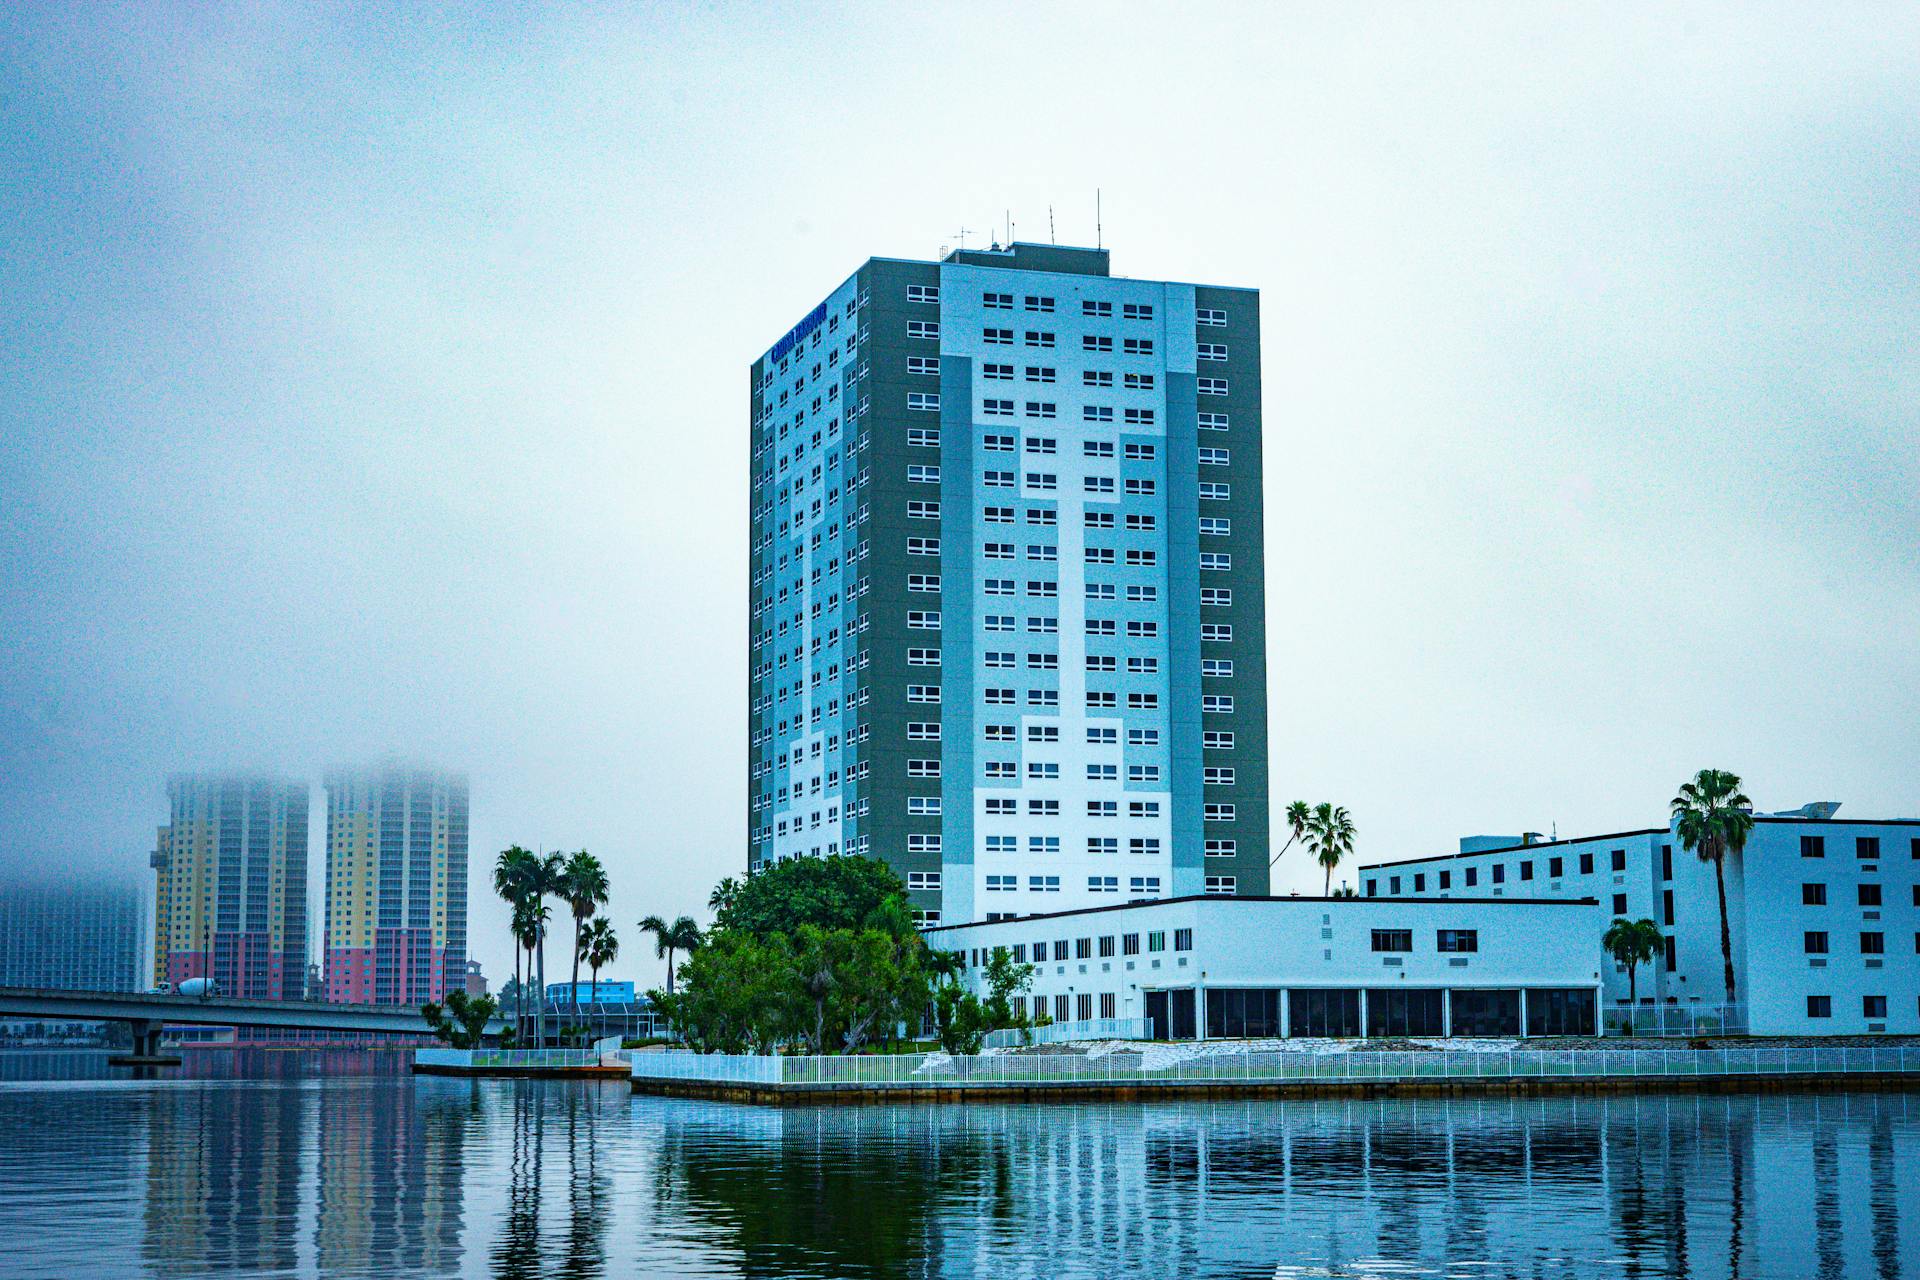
1360,805,1920,1036
928,895,1604,1040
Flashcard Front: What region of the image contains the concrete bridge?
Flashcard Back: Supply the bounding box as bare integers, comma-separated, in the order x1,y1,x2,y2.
0,986,505,1060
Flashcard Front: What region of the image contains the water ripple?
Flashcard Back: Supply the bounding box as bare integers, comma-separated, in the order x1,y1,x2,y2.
0,1051,1913,1278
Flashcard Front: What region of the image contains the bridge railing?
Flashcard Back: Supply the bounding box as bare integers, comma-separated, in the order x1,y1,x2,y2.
0,986,502,1035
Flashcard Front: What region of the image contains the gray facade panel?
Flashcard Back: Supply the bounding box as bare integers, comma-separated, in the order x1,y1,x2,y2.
1163,369,1206,897
1196,285,1271,893
938,353,977,925
851,259,942,886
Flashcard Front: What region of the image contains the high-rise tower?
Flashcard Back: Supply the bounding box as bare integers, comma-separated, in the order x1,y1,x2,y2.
153,772,309,1000
748,243,1269,926
1,876,144,992
322,764,469,1005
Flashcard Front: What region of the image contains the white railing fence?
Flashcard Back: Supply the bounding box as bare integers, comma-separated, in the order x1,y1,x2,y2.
1602,1003,1749,1037
983,1016,1150,1050
630,1044,1920,1091
590,1036,639,1064
415,1048,613,1070
623,1052,786,1085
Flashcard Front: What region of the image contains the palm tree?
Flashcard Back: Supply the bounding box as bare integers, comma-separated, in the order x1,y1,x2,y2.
582,917,619,1002
510,897,545,1042
533,852,565,1046
1305,803,1356,895
560,850,611,1026
927,946,965,984
1602,916,1663,1007
493,846,541,1036
639,914,704,994
1271,800,1311,866
1672,769,1754,1008
492,852,523,1034
708,876,739,915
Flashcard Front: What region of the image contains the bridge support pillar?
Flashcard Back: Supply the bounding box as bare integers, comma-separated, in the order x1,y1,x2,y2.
108,1019,180,1067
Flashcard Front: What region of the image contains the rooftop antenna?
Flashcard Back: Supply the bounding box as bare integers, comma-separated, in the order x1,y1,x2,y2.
1049,205,1056,243
953,225,972,251
1096,188,1103,250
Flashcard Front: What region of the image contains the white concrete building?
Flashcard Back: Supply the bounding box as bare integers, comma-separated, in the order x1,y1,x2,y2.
1360,806,1920,1036
929,894,1603,1039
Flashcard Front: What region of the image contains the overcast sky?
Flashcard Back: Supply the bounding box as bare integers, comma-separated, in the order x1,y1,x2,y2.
3,3,1915,990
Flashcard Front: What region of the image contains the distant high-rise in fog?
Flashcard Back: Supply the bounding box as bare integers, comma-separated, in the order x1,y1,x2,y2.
0,876,144,992
322,765,469,1006
153,772,310,999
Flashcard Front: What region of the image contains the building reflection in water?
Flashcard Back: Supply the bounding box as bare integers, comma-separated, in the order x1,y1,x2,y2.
315,1055,468,1274
134,1050,469,1276
646,1090,1920,1279
95,1057,1919,1279
140,1057,306,1274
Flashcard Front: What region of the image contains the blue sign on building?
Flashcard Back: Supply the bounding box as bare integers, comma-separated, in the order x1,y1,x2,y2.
768,300,830,365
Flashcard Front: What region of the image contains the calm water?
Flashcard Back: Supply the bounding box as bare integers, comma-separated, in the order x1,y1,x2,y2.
2,1050,1917,1278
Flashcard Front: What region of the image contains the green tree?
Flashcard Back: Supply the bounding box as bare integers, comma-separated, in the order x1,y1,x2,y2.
1306,803,1357,894
790,925,841,1052
1271,800,1312,865
927,947,964,981
659,920,929,1055
926,944,1031,1053
638,914,704,994
655,932,799,1054
835,927,927,1053
713,855,910,938
746,925,924,1054
422,990,500,1050
659,859,931,1055
1602,916,1663,1007
979,946,1036,1036
861,891,921,944
931,984,991,1055
582,916,619,1001
560,850,610,1024
492,845,542,1036
1672,769,1755,1007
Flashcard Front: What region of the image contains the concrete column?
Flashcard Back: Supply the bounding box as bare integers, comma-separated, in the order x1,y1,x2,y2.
1442,989,1452,1039
1358,988,1369,1039
1517,989,1528,1040
1280,988,1291,1039
1195,981,1206,1041
120,1019,166,1060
